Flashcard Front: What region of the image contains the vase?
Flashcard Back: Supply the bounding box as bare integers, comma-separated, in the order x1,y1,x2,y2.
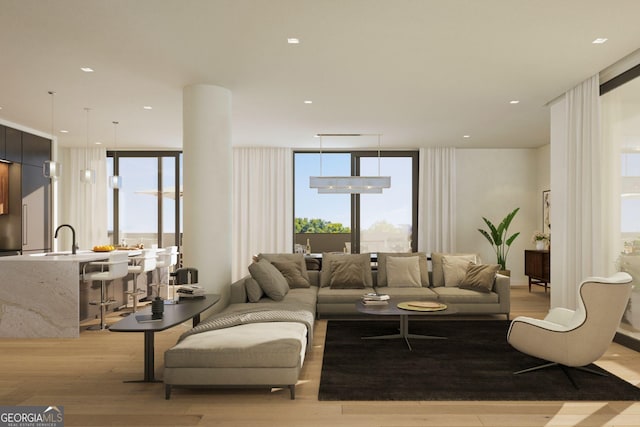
536,241,545,250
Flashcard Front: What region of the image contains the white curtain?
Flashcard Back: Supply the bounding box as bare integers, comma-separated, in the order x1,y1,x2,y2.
555,74,609,309
418,147,456,254
58,147,108,250
232,147,293,281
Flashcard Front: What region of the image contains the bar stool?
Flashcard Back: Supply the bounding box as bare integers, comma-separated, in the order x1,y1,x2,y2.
84,251,130,330
125,249,157,311
155,246,179,300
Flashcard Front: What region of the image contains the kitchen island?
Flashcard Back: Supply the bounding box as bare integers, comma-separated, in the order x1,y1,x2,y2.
0,250,137,338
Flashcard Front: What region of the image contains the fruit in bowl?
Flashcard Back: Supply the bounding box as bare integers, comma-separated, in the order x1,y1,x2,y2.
93,245,115,252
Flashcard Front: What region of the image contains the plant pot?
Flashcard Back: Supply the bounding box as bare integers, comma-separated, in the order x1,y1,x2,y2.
498,269,511,277
536,241,545,250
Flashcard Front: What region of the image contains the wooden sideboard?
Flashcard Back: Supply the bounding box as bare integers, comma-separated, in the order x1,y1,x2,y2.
524,250,550,293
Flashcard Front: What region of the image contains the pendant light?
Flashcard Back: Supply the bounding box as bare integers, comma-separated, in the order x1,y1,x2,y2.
80,107,96,184
43,91,61,179
309,133,391,194
108,121,122,189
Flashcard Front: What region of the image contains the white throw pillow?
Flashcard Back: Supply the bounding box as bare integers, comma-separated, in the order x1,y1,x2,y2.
387,256,421,288
442,255,476,287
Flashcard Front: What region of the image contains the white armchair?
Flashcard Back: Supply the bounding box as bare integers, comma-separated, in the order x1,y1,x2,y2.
507,272,633,387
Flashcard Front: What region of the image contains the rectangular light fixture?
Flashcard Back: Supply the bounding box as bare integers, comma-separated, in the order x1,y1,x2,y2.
310,176,390,194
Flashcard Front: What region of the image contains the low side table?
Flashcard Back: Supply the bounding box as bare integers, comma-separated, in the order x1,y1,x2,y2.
109,294,220,382
355,299,458,350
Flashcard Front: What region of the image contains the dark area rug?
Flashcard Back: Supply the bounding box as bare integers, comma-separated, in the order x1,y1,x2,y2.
318,320,640,401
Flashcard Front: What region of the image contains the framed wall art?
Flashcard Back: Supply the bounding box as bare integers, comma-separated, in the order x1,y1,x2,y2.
542,190,550,235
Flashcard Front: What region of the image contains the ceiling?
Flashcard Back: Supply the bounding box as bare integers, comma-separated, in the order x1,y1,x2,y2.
1,0,640,151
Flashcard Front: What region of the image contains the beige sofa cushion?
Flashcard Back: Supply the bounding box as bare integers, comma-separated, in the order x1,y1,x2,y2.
248,259,289,301
377,252,429,287
431,252,479,287
373,286,439,300
442,255,475,287
387,256,421,287
329,258,367,289
245,277,264,302
460,264,500,293
431,286,499,303
259,253,310,283
272,260,311,289
165,322,307,369
321,253,373,288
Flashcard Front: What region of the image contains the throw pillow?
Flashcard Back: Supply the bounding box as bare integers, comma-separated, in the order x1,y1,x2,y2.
431,252,479,287
459,264,500,293
329,258,366,289
442,255,476,287
321,253,373,288
377,252,430,287
248,258,289,301
258,253,310,283
386,256,421,287
245,277,264,302
271,260,311,288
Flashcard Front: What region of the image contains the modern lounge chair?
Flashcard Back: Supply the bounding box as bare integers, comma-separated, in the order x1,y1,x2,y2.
507,272,633,387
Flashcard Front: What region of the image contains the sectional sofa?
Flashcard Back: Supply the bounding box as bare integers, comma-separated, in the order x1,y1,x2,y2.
163,252,510,399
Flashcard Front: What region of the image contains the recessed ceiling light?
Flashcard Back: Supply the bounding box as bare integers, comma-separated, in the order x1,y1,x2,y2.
463,135,471,139
80,67,94,72
287,38,300,44
509,100,520,104
304,100,313,104
60,130,69,133
592,38,608,44
143,106,153,110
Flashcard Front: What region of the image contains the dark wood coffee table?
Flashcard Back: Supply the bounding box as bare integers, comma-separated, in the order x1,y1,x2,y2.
109,294,220,382
356,298,458,350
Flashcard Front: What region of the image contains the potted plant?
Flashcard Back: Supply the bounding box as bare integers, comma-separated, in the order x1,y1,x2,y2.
531,231,550,250
478,207,520,275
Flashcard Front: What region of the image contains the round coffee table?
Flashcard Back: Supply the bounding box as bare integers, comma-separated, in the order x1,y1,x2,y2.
355,298,458,350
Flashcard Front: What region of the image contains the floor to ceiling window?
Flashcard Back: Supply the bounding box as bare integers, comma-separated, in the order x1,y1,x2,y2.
107,151,182,250
294,150,418,254
601,66,640,344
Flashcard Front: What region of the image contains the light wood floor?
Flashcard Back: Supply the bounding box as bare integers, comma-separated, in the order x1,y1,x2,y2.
1,286,639,427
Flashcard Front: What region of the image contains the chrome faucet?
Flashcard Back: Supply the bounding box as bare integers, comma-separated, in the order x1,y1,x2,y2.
54,224,77,255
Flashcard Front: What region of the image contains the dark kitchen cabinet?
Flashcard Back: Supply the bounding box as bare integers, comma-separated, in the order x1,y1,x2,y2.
21,163,51,253
0,125,5,159
22,132,51,167
5,127,22,163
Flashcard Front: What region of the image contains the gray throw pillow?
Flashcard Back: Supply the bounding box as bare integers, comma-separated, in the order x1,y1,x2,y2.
272,260,311,288
258,253,310,282
245,277,264,302
321,253,373,288
248,258,289,301
329,259,366,289
459,264,500,293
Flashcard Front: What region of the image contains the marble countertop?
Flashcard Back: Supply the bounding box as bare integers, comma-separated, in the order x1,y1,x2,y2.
0,250,141,263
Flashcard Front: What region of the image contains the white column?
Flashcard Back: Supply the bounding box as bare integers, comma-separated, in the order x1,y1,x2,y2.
183,85,232,299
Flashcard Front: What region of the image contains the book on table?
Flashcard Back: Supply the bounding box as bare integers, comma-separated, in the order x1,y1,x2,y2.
362,299,389,305
362,293,389,301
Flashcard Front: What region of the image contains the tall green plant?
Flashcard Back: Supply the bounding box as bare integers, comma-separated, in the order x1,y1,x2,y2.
478,207,520,270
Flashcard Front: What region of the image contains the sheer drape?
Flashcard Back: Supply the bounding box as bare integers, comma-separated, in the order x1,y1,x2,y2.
418,147,456,253
58,147,108,250
555,74,610,309
232,147,293,281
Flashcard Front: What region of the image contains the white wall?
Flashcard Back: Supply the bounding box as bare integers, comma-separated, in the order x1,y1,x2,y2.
456,148,539,285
